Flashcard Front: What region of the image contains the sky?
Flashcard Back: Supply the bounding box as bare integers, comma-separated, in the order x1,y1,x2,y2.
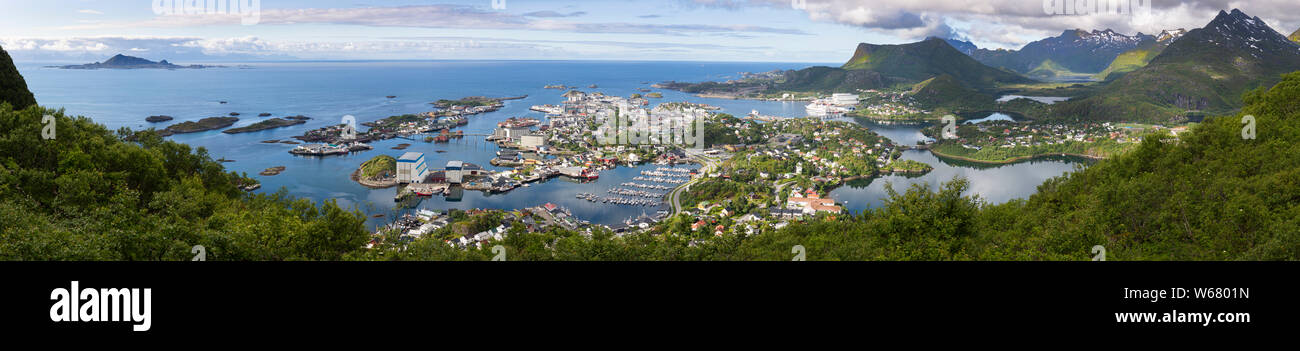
2,0,1299,63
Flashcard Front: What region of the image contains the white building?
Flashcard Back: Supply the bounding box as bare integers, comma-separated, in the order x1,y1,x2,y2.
520,134,546,149
397,152,429,184
831,93,859,106
505,126,531,141
446,160,464,184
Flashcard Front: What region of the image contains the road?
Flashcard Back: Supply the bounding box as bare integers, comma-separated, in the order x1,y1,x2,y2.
669,152,723,216
773,179,797,197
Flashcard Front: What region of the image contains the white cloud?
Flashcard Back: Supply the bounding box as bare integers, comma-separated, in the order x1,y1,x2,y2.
60,5,807,36
709,0,1300,49
77,9,104,15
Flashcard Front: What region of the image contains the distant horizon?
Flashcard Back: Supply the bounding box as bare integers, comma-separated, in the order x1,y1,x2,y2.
13,55,843,66
4,1,1298,63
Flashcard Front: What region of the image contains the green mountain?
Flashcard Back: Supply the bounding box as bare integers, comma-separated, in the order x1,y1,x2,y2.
1291,28,1300,43
842,38,1033,90
1057,9,1300,122
1093,42,1164,81
909,74,992,108
1093,29,1187,81
970,29,1154,75
0,45,36,110
1025,59,1092,81
775,66,890,92
658,38,1033,96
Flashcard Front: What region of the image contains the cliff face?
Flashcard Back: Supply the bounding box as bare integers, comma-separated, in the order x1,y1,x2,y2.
0,45,37,109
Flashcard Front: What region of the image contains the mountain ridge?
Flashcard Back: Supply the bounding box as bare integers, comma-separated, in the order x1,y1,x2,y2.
968,29,1155,75
841,38,1034,90
1093,28,1188,81
1057,8,1300,122
658,38,1033,96
0,45,36,109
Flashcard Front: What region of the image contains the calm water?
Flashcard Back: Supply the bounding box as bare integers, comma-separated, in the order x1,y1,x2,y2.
830,119,1089,213
996,95,1070,104
964,112,1016,124
18,60,1087,227
19,60,806,228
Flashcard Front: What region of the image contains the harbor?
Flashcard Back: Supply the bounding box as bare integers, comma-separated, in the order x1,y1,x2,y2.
49,60,801,229
289,142,374,156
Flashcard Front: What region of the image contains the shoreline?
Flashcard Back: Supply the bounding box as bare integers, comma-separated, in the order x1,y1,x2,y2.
927,147,1106,164
351,169,398,189
850,114,943,122
838,166,931,184
689,92,810,102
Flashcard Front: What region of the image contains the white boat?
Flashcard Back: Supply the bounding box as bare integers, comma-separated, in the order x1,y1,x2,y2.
805,101,833,116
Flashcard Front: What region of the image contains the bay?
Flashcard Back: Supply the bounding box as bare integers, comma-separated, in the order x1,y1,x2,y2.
18,60,1090,228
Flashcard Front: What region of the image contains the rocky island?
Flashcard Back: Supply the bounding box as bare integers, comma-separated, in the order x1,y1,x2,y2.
259,166,286,176
223,117,309,134
352,155,398,188
157,117,239,136
431,95,526,109
52,54,221,70
145,115,173,123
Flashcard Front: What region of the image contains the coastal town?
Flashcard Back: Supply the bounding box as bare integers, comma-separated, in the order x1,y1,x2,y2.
361,88,949,250
177,76,1180,254
168,69,1175,253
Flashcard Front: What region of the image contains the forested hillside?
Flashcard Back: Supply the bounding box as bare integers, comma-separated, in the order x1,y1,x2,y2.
0,106,369,260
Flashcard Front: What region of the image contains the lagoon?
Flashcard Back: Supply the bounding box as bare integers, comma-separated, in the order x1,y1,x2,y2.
829,119,1090,214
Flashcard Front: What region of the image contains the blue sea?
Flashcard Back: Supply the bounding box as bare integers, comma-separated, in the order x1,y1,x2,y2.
17,60,1085,228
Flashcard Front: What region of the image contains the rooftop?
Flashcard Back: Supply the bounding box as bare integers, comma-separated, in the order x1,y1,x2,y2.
398,152,424,162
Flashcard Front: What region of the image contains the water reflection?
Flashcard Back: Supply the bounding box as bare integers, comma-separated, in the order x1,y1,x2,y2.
964,112,1016,124
995,95,1071,104
829,120,1093,214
